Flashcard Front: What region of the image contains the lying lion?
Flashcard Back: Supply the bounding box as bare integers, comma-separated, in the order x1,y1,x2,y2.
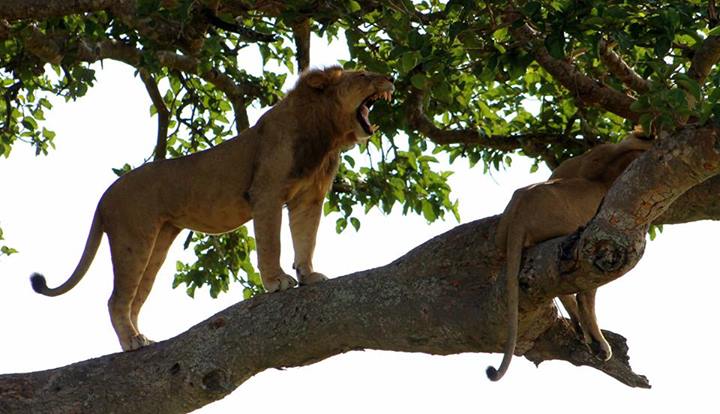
487,131,653,381
30,66,395,351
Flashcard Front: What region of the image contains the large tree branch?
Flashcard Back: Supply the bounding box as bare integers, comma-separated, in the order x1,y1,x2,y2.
0,214,649,414
688,35,720,83
512,23,638,122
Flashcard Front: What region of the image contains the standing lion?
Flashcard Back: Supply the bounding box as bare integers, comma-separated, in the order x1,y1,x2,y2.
30,67,394,351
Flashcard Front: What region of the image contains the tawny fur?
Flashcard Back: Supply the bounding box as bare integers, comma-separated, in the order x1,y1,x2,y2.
30,67,394,351
487,132,653,381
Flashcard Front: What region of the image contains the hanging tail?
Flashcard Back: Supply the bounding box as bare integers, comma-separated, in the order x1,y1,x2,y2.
30,209,103,296
486,229,523,381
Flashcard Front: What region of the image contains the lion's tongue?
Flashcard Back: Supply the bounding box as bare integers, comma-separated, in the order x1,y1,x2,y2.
357,102,372,134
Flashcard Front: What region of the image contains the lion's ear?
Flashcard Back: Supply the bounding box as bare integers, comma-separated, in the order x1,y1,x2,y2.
304,71,330,90
303,67,343,90
326,67,343,83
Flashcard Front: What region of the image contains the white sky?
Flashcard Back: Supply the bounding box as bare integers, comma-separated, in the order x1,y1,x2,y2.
1,35,719,413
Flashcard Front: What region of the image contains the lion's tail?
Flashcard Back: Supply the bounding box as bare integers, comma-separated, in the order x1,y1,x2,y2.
486,228,523,382
30,209,104,297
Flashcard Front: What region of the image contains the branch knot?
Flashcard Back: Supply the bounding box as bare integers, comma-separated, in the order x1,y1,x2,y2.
590,238,627,273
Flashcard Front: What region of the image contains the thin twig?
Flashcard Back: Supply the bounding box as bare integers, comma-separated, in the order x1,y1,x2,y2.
139,69,170,161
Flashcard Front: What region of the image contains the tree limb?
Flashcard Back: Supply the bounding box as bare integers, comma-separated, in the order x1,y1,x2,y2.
598,38,651,94
139,69,170,161
14,25,261,109
292,18,311,73
201,6,278,43
525,320,650,388
512,23,638,122
404,87,591,155
0,213,649,414
654,174,720,224
687,35,720,83
230,95,250,133
0,0,118,21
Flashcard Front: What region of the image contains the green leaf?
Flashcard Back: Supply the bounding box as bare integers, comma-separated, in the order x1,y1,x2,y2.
630,97,650,112
648,224,663,241
654,36,671,58
350,217,361,231
675,75,702,102
336,217,347,233
1,246,18,255
21,117,37,131
544,30,566,59
400,51,421,74
42,128,56,140
421,201,436,222
410,73,429,90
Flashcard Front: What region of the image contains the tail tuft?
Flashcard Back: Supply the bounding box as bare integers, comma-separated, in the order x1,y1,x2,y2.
486,366,501,381
30,273,47,294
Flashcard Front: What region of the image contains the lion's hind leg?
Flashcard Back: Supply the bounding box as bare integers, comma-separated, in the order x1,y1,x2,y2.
106,225,160,351
130,223,181,336
558,294,588,340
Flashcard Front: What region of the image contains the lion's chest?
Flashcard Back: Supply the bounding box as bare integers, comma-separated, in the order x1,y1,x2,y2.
285,152,339,202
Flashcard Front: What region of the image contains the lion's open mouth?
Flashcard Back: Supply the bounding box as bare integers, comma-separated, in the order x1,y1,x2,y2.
357,90,393,135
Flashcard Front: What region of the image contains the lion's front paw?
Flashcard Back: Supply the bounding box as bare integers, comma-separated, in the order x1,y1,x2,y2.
299,272,328,286
126,334,155,351
263,273,297,293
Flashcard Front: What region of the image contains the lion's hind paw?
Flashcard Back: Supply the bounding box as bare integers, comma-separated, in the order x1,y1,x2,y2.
299,272,328,286
126,334,155,351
